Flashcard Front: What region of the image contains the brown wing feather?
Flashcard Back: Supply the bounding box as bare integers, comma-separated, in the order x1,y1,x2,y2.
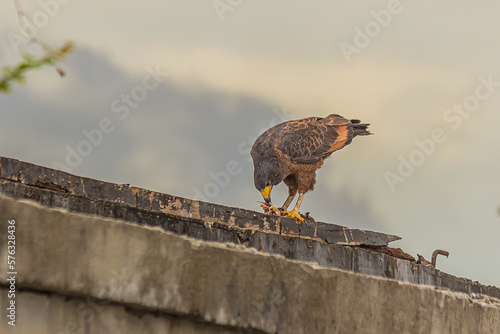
276,114,354,163
326,123,351,153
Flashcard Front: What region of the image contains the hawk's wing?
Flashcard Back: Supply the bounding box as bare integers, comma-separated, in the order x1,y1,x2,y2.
276,114,354,163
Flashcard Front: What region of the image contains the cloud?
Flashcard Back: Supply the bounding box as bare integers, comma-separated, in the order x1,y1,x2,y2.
2,0,500,287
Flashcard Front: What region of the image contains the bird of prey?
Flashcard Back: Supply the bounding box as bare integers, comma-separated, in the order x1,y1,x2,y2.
251,114,371,221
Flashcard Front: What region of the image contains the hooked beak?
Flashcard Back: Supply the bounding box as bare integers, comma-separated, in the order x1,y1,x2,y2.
260,185,272,204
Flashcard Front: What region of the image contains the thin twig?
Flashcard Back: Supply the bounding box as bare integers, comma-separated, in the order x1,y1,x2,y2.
10,0,69,77
12,0,44,47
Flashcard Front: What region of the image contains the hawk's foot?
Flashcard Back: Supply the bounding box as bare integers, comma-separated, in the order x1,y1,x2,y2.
282,209,305,223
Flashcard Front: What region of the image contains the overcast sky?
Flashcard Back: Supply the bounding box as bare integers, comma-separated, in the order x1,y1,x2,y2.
1,0,500,288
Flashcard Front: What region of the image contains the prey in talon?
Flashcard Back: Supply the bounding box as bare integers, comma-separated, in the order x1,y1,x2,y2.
258,201,280,216
251,114,371,223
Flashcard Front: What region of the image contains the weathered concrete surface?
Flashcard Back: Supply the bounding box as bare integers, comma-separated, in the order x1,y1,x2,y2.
0,156,399,245
0,289,253,334
1,156,499,300
1,195,499,334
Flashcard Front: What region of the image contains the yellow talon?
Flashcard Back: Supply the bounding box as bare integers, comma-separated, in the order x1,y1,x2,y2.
283,209,305,223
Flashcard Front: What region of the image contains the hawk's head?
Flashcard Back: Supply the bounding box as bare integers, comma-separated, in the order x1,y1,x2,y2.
253,160,284,204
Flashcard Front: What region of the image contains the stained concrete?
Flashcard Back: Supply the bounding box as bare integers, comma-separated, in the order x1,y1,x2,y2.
0,289,257,334
1,195,499,334
0,156,399,246
1,156,499,299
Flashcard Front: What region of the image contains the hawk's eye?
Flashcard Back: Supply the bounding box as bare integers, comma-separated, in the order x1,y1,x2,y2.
266,181,271,187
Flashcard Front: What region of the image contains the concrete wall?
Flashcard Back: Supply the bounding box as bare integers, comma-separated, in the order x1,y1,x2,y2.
1,156,499,300
1,195,499,334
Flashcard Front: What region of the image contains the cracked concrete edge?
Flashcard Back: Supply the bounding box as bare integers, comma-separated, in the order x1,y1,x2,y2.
6,176,494,299
0,194,499,334
0,156,399,246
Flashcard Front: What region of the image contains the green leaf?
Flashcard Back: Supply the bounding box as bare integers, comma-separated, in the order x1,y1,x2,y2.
0,41,74,94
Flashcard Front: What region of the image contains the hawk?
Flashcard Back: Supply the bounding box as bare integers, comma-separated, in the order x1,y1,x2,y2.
251,114,371,221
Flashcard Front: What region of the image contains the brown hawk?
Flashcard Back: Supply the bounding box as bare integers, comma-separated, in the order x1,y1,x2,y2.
251,114,371,221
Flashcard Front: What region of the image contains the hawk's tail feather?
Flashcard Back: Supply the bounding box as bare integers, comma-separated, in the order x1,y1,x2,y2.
350,119,372,136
